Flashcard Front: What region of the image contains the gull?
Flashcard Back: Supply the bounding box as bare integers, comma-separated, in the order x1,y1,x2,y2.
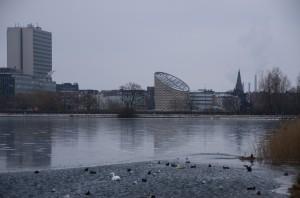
110,172,121,181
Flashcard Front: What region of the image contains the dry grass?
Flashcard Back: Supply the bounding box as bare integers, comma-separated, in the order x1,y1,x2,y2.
257,118,300,165
257,118,300,198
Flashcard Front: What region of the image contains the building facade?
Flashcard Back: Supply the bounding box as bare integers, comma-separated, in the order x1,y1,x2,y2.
0,68,56,96
1,24,56,96
154,72,190,111
7,24,52,79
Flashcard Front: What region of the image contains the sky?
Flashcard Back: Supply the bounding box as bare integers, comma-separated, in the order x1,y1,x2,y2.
0,0,299,91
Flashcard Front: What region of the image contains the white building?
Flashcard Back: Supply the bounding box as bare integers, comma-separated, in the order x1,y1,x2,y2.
7,24,52,79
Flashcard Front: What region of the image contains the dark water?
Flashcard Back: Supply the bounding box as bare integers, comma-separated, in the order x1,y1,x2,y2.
0,117,279,172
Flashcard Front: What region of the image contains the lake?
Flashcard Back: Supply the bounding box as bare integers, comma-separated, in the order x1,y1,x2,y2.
0,116,280,172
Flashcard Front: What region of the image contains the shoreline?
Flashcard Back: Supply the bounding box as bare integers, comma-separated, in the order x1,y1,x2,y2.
0,160,291,198
0,113,296,120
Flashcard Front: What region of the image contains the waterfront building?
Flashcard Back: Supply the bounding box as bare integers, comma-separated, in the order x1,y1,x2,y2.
145,86,155,110
154,72,190,111
1,24,56,95
190,89,218,112
56,83,79,92
7,24,52,79
99,90,123,110
0,67,56,96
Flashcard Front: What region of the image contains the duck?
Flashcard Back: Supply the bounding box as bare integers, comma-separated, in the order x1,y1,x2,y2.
127,168,133,174
222,166,230,170
110,172,121,181
244,165,252,172
185,157,191,164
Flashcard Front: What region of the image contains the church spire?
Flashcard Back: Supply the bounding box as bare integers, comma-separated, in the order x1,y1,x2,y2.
235,69,244,93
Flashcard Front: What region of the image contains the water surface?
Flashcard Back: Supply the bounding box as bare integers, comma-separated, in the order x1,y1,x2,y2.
0,117,279,172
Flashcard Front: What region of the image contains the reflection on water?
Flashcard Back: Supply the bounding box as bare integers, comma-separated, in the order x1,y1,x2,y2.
0,117,278,172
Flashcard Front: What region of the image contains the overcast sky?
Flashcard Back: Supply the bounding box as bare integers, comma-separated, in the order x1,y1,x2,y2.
0,0,299,91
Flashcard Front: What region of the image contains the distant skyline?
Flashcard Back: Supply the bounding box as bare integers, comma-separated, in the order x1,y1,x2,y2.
0,0,299,91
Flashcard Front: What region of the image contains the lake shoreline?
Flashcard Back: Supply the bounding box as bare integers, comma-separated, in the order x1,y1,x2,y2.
0,160,290,198
0,113,296,120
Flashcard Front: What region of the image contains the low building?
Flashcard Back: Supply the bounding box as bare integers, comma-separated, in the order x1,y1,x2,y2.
56,83,79,92
190,89,218,112
0,68,56,96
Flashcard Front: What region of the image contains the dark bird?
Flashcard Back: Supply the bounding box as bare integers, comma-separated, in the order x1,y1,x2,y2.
185,157,191,164
84,168,89,172
284,172,289,176
85,191,91,196
147,170,152,175
171,163,177,167
222,166,230,170
247,186,256,190
190,165,196,168
165,162,170,166
89,170,96,174
142,178,147,182
208,164,212,168
127,168,133,174
150,195,155,198
244,165,252,172
257,191,261,195
34,170,39,174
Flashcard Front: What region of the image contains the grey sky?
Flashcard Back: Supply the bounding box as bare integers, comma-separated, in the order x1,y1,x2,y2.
0,0,299,91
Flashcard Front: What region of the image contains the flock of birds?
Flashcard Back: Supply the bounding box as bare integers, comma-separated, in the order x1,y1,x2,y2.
36,154,290,197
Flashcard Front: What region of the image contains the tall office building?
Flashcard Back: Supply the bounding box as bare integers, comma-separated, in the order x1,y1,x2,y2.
0,24,55,96
7,24,52,79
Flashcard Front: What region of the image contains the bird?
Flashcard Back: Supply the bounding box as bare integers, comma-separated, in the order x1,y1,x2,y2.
247,186,256,190
244,165,252,172
208,164,212,167
171,163,177,167
222,166,230,170
127,168,133,174
89,170,96,174
142,178,147,182
165,162,170,166
133,180,138,185
110,172,121,181
85,191,91,195
257,191,261,195
284,172,289,176
84,167,89,172
147,170,152,175
190,165,196,168
185,157,191,164
34,170,39,174
157,161,161,164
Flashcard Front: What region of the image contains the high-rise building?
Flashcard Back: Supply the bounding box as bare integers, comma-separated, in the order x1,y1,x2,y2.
0,24,55,96
7,24,52,79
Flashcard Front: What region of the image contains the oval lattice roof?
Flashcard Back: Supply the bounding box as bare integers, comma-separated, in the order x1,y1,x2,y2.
155,72,190,92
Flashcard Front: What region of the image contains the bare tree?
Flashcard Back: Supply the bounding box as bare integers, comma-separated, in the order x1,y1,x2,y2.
120,82,143,111
297,73,300,93
259,67,290,93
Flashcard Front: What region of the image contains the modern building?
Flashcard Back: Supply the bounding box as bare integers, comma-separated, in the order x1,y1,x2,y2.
7,24,52,79
190,89,218,112
0,67,56,96
145,86,155,110
0,24,56,96
56,83,79,92
154,72,190,111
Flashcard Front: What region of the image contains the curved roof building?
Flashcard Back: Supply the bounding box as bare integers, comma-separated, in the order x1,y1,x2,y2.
154,72,190,111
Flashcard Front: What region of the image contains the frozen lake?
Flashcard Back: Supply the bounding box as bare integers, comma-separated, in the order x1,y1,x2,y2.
0,116,279,172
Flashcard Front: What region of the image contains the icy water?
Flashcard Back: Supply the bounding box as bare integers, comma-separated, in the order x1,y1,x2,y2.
0,117,280,172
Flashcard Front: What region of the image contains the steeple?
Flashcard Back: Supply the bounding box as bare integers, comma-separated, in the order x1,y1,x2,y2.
234,70,244,94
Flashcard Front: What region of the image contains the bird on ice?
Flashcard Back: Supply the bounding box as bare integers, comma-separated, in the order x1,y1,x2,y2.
110,172,121,181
